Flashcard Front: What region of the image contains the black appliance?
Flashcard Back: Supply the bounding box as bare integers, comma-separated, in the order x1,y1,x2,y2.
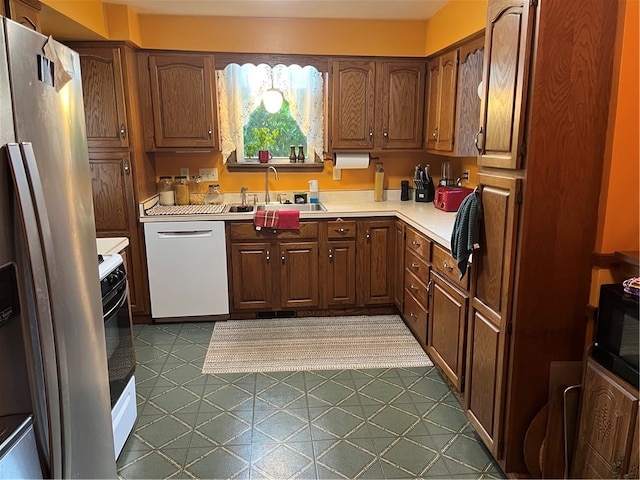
592,283,639,388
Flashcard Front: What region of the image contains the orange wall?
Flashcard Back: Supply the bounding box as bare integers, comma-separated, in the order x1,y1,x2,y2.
596,0,639,253
425,0,488,55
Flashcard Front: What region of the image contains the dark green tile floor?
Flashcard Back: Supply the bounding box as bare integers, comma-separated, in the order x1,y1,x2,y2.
118,321,506,479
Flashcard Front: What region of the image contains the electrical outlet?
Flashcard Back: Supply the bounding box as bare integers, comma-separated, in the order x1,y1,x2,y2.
180,168,189,177
199,168,218,181
463,169,470,182
333,167,342,181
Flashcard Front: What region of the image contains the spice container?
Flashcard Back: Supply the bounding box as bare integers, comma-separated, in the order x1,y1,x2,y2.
204,184,224,205
173,175,190,205
157,176,175,205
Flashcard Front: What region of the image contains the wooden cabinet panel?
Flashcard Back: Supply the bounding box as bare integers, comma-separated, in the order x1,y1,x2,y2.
358,218,394,306
6,0,40,31
405,249,430,285
405,227,431,261
572,359,639,479
427,271,468,391
435,50,458,152
331,60,376,149
628,418,639,479
424,58,440,151
327,220,357,239
148,54,218,149
380,61,425,149
465,303,508,457
393,220,405,311
456,39,485,157
477,0,535,168
432,243,469,291
403,289,427,347
324,240,357,307
77,46,129,149
89,152,135,232
230,242,274,310
229,221,318,240
404,269,428,308
280,241,319,309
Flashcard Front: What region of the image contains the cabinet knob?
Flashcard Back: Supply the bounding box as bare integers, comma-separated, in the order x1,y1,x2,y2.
443,262,454,272
208,127,213,139
410,284,419,291
412,240,420,247
474,126,484,153
123,158,130,175
266,250,270,262
336,228,348,234
281,251,286,264
369,129,373,138
119,124,126,139
411,263,420,269
383,131,388,138
328,248,333,261
432,128,438,139
409,312,417,319
427,279,433,296
365,229,370,240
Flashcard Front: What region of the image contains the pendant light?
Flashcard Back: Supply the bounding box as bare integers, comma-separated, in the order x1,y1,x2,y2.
263,67,283,114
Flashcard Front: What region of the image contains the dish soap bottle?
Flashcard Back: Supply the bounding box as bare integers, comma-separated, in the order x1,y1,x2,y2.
374,162,384,202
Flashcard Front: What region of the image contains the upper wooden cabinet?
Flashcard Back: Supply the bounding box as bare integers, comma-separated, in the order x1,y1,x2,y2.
140,53,219,151
331,59,425,151
76,46,129,149
425,35,484,156
5,0,41,32
476,0,535,169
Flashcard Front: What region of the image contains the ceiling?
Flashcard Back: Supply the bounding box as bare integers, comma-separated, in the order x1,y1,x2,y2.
102,0,449,20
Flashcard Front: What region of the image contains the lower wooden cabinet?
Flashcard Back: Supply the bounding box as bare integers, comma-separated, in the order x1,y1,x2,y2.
323,240,357,307
571,358,639,479
280,242,319,308
230,242,274,310
427,270,469,391
393,220,405,311
358,218,395,306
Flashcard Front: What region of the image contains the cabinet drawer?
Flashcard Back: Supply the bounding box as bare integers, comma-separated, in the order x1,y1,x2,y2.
229,221,318,240
406,227,431,261
403,290,427,347
405,249,430,284
405,270,428,308
327,221,357,239
432,243,469,291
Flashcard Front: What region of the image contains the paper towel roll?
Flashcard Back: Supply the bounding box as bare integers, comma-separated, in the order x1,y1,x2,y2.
334,153,370,169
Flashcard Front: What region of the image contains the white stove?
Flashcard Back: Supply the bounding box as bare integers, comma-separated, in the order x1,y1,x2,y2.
98,253,124,280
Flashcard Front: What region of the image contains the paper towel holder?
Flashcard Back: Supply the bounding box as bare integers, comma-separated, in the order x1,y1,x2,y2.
332,152,371,169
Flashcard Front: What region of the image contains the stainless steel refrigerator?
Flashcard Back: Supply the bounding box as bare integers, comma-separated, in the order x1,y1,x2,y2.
0,17,117,478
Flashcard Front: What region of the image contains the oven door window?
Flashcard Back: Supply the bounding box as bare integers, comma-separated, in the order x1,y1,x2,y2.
103,278,135,406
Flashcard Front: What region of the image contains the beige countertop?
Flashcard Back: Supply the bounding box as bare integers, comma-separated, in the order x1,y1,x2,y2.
139,194,457,249
96,237,129,255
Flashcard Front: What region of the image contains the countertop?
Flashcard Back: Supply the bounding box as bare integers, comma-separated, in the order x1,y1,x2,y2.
139,193,457,249
96,237,129,255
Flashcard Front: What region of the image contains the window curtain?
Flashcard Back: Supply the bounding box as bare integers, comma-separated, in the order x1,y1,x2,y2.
217,63,324,162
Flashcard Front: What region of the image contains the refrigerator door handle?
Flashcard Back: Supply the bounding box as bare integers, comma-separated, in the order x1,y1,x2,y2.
6,142,64,479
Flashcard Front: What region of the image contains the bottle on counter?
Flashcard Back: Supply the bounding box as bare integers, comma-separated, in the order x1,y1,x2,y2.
297,145,305,163
289,146,297,163
157,176,175,206
204,184,224,205
173,175,190,205
308,179,319,204
374,162,384,202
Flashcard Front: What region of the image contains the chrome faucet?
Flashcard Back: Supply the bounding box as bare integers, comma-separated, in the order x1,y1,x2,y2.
265,166,279,203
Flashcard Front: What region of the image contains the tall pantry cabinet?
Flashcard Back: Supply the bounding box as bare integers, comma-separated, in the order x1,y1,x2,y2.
466,0,619,474
72,43,156,316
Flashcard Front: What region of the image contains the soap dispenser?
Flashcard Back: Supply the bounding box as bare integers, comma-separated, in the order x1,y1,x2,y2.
308,179,319,204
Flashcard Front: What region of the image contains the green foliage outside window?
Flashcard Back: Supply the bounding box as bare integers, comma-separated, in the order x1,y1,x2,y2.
243,99,306,158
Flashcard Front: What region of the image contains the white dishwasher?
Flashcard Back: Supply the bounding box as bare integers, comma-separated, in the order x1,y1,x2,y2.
144,221,229,319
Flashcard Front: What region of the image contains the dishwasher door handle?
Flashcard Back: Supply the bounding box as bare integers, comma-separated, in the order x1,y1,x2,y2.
157,230,214,239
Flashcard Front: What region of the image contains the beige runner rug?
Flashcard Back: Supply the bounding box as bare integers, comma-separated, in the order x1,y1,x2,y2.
202,315,432,374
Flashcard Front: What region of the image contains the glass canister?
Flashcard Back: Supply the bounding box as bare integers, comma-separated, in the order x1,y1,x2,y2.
204,184,224,205
157,176,175,206
173,175,190,205
188,175,203,204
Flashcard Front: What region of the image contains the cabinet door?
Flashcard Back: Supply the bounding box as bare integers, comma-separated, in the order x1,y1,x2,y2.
89,152,135,233
77,46,129,149
465,172,521,457
572,359,639,479
230,242,274,310
428,271,468,391
358,219,394,305
149,54,218,149
393,220,405,311
280,241,319,309
627,416,639,479
331,60,376,149
477,0,535,169
6,0,40,31
455,39,484,157
380,61,425,149
436,50,459,152
424,58,441,151
324,240,357,307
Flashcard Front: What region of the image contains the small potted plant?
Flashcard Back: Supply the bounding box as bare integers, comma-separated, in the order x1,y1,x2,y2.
245,127,280,163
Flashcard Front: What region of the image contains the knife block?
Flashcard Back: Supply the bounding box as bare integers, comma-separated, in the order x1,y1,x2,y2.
415,188,434,203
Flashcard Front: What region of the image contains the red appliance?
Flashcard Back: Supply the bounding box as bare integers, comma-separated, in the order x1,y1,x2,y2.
434,186,473,212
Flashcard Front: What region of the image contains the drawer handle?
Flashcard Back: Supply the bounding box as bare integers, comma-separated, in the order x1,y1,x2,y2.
335,228,349,234
427,279,433,296
412,240,420,247
410,284,419,291
443,262,455,271
409,312,417,319
411,262,420,269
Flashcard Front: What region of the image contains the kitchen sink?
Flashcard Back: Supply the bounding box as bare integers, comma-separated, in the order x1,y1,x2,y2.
256,203,326,212
225,204,254,213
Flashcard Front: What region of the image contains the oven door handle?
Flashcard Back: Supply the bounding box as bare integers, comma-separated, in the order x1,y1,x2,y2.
103,286,127,321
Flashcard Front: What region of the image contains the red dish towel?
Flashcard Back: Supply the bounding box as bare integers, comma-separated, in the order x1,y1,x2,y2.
253,210,300,230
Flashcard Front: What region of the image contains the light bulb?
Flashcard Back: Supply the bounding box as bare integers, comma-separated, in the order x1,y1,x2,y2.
263,88,283,113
